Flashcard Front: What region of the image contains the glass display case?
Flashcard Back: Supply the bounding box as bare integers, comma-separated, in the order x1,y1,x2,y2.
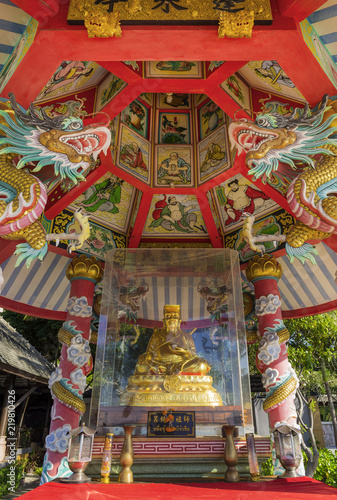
90,248,253,437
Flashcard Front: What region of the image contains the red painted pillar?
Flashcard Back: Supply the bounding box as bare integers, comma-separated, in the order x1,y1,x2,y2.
41,255,103,483
246,255,299,432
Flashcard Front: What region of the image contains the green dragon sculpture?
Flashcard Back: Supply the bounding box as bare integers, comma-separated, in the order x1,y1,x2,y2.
229,94,337,263
0,93,111,266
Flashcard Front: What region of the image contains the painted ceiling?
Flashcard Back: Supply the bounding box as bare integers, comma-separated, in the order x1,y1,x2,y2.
1,0,337,320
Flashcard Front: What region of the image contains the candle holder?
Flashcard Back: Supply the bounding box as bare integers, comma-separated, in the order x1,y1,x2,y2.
246,433,260,481
273,427,301,478
222,425,240,483
101,432,114,483
118,425,135,483
61,423,95,483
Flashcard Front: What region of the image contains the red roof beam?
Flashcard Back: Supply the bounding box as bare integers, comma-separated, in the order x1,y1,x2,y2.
276,0,328,21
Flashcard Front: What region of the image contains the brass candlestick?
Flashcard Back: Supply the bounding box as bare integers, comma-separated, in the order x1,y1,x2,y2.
118,425,135,483
223,425,240,482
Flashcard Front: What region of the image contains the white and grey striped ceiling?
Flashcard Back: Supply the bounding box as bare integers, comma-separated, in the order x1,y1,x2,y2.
0,0,31,75
1,243,337,319
308,0,337,64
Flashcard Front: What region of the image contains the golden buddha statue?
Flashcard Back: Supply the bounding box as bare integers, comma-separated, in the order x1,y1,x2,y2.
120,305,222,406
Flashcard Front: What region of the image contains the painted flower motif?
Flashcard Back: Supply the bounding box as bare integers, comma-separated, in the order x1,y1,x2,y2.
255,294,282,316
67,334,91,367
67,296,92,318
91,239,105,249
70,367,87,393
261,367,279,389
202,102,220,120
209,102,218,113
45,424,72,453
48,367,62,390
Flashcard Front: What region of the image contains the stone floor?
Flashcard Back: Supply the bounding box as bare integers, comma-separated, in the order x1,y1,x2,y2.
2,473,41,499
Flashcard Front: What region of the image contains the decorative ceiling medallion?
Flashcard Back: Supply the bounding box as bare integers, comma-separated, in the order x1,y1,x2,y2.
67,0,272,25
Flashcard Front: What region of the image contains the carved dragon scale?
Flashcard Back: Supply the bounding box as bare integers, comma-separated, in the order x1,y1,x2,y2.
0,94,111,267
229,94,337,264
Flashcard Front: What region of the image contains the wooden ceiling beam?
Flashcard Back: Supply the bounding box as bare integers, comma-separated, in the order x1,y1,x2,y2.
97,61,142,84
98,81,142,119
10,0,59,19
128,191,153,248
276,0,328,21
195,192,223,248
32,16,302,63
276,34,336,105
205,61,249,87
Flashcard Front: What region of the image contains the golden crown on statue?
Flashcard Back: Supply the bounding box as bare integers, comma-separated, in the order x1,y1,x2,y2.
164,304,180,315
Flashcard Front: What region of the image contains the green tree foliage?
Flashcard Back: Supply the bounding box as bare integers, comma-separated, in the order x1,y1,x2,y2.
248,311,337,396
285,312,337,396
285,311,337,448
1,310,62,363
262,448,337,487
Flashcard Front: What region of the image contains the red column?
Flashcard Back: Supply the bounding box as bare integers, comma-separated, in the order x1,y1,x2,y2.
246,255,299,432
41,255,103,483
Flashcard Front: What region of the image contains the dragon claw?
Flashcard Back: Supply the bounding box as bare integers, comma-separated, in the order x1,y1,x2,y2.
285,243,318,265
14,242,48,268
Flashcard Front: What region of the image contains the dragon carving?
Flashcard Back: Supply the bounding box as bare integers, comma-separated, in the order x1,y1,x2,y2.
229,94,337,263
0,93,111,266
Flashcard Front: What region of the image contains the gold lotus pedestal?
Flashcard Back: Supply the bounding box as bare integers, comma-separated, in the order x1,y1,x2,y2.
120,374,222,407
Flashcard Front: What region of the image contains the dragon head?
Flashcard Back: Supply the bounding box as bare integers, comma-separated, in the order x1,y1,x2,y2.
228,94,337,182
0,93,111,184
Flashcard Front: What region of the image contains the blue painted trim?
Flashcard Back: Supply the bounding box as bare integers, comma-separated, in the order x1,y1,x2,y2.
279,272,306,309
142,285,148,319
279,291,292,311
176,275,182,310
0,19,27,35
303,261,331,302
40,258,69,309
188,275,194,322
250,276,279,283
1,260,26,296
0,0,20,6
68,276,99,283
286,264,318,306
164,275,170,305
0,44,13,54
308,5,337,24
53,283,71,311
152,276,159,321
14,259,42,302
320,32,337,44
